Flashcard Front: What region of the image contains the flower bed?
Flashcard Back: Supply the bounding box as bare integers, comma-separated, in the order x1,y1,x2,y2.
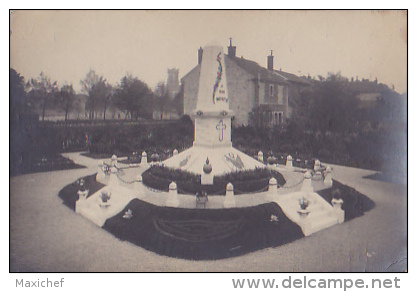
142,165,286,195
58,174,106,210
103,199,304,260
316,180,375,221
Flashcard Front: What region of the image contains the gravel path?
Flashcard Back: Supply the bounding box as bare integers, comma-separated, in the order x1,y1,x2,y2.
10,153,407,272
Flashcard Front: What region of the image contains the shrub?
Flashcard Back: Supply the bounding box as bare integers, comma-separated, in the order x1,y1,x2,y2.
142,165,285,195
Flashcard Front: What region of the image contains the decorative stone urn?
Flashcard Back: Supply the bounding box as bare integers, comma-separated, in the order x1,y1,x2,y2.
297,209,310,218
297,196,310,217
201,158,214,185
99,191,111,208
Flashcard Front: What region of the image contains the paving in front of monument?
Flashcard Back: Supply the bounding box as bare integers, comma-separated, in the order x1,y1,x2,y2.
10,152,407,272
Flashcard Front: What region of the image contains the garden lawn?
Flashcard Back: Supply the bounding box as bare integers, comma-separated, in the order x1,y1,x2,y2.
103,200,304,260
11,154,85,177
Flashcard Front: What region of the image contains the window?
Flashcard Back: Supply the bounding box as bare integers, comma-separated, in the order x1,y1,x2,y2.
270,84,274,96
270,111,284,126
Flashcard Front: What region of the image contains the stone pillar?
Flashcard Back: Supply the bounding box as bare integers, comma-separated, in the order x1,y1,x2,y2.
77,189,89,200
96,160,105,182
166,182,180,207
301,171,314,193
268,177,277,197
286,155,293,170
224,182,236,208
314,159,321,172
109,166,120,187
331,198,345,223
324,166,333,187
141,151,148,167
135,174,143,183
111,154,118,168
134,174,143,188
257,151,264,163
134,174,144,197
313,159,323,181
173,149,179,156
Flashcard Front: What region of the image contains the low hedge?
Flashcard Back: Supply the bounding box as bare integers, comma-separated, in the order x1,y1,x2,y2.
316,180,375,221
142,165,286,195
58,174,106,210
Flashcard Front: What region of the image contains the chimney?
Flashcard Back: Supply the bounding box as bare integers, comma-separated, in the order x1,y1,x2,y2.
267,50,274,70
198,47,203,65
227,37,236,58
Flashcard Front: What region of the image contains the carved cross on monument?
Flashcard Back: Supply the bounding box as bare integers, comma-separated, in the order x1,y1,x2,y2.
216,120,226,141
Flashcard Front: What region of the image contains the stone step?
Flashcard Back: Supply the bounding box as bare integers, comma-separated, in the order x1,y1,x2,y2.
308,209,332,220
310,215,339,234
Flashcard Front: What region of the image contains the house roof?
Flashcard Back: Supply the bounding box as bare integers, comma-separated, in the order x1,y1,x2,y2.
181,53,310,88
273,70,313,86
226,55,289,85
181,64,200,82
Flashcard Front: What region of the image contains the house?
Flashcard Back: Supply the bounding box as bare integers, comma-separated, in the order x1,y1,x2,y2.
181,40,312,127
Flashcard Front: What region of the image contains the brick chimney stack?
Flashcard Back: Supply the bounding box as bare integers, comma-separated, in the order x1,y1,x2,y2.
198,47,203,65
267,50,274,70
227,37,236,58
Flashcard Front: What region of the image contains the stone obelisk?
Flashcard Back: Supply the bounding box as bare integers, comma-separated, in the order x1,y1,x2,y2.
193,44,232,148
163,43,265,176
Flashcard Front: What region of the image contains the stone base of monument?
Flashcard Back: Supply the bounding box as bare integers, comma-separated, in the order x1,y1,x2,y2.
75,186,136,227
201,173,214,185
163,145,265,176
274,191,341,236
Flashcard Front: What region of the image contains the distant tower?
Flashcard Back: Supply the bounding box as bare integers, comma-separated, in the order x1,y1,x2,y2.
167,68,180,98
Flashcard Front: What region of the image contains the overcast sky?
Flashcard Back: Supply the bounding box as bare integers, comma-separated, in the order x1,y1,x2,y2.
10,10,407,93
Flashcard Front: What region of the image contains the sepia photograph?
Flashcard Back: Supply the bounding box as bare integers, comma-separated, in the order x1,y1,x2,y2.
10,10,407,275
